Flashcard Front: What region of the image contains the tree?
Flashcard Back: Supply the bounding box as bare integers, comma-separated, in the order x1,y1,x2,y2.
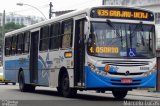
0,22,25,34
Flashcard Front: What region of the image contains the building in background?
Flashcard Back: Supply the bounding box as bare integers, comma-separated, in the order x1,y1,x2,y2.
0,13,44,26
103,0,160,6
103,0,160,24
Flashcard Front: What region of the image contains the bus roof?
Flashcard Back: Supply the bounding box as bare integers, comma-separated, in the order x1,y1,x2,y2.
5,7,91,37
5,5,154,37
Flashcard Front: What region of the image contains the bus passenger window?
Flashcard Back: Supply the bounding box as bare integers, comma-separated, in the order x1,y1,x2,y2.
40,25,50,51
61,20,73,48
5,37,12,56
50,23,60,50
17,33,24,54
24,32,30,53
11,36,17,55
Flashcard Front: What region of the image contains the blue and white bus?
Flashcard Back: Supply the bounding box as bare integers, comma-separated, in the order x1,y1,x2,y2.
4,6,156,99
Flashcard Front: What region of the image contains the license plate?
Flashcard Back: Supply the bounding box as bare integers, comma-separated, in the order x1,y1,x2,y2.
121,78,132,84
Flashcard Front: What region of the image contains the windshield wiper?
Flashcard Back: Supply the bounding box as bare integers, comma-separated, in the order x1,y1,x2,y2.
129,22,143,38
106,20,121,38
138,22,145,46
129,26,132,48
128,22,145,48
105,20,124,46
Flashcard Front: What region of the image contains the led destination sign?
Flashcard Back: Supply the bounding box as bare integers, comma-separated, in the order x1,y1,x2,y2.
90,7,154,21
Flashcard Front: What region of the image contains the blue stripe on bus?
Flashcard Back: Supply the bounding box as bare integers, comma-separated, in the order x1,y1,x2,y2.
5,59,49,86
85,66,156,88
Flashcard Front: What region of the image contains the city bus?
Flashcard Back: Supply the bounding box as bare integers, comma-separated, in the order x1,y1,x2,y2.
4,6,156,99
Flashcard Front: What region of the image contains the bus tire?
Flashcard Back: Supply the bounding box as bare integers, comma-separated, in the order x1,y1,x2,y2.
96,90,105,93
57,87,62,95
61,72,77,98
12,82,16,85
112,90,128,100
19,71,28,92
27,85,35,92
5,82,8,85
101,90,105,93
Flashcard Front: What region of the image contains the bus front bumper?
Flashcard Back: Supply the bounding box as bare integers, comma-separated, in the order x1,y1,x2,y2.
85,67,156,89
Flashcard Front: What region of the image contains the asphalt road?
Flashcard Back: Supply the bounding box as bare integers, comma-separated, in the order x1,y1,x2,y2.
0,83,160,106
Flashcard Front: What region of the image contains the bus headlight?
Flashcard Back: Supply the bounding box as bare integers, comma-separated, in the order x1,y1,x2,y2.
88,62,107,76
143,65,157,76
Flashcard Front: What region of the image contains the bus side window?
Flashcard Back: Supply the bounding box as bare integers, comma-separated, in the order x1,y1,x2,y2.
11,35,17,55
50,22,60,50
17,33,24,54
24,32,30,53
61,20,73,48
5,37,11,56
40,25,50,51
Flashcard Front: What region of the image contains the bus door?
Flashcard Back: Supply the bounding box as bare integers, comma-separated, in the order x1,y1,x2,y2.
30,30,39,84
74,18,86,87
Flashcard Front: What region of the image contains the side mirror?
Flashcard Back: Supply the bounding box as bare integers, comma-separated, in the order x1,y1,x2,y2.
85,34,92,45
87,37,92,44
84,21,89,44
84,16,90,43
84,16,90,36
84,21,89,36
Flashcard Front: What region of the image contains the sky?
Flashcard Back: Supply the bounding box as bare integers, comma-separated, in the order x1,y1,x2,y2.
0,0,102,19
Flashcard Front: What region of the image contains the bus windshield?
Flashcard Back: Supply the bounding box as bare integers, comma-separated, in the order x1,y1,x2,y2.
87,22,155,58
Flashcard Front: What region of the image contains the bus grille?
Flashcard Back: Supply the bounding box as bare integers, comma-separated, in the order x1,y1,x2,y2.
101,60,150,66
108,72,143,76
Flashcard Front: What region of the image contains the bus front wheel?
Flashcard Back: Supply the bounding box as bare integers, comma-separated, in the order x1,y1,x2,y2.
61,72,77,98
112,90,128,100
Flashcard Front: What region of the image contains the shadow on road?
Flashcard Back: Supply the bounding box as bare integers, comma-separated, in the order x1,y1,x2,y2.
7,87,146,101
33,89,130,101
4,85,159,101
